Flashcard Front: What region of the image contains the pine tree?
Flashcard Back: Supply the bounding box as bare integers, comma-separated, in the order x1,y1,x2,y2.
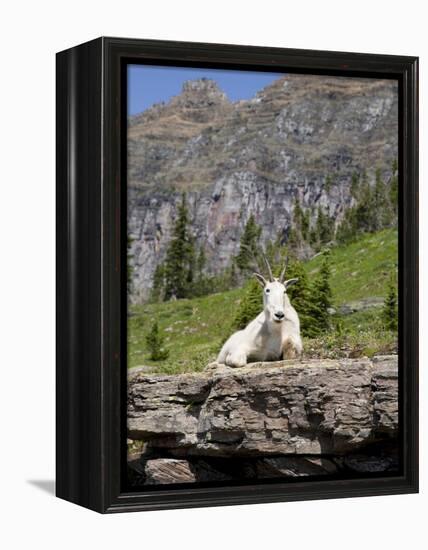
324,174,333,193
217,261,239,291
287,226,299,250
311,250,333,333
196,247,206,276
338,165,399,242
336,207,357,244
316,206,334,246
163,193,195,300
373,168,389,229
382,277,398,331
192,246,208,296
288,196,310,249
309,222,319,246
350,171,359,199
233,278,263,330
354,173,374,233
286,260,323,338
229,261,239,288
264,235,288,272
293,196,304,228
236,214,262,272
301,209,310,241
145,321,169,361
265,239,277,266
336,164,398,245
151,264,165,302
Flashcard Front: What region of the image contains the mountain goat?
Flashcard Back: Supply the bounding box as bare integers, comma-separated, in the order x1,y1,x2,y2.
217,254,302,368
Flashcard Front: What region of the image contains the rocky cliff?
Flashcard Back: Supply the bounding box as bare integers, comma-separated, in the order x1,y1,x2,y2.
128,75,398,301
127,355,399,485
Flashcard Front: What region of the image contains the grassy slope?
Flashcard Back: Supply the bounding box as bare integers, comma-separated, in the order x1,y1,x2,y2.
306,228,397,305
128,289,242,373
128,228,398,373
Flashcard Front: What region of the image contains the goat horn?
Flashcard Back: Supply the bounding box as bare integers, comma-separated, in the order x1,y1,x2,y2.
279,256,289,283
261,251,274,282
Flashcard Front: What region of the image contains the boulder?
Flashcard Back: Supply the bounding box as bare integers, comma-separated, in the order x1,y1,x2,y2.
127,356,398,484
128,356,398,457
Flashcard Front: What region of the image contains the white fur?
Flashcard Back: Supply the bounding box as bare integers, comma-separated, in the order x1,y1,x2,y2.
217,278,302,368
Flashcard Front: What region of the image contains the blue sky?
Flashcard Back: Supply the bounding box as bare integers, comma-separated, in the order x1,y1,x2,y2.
127,64,284,116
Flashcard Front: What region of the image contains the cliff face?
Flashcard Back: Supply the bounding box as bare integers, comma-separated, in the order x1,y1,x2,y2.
127,355,399,485
128,75,398,301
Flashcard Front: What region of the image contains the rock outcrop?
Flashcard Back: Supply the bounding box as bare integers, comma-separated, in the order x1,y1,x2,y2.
128,75,398,301
127,355,399,485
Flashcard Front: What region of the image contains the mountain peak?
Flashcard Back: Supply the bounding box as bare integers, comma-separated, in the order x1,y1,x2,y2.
182,78,225,95
177,78,229,106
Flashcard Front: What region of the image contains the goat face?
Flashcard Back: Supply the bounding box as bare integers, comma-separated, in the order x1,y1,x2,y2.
255,275,299,323
263,280,287,322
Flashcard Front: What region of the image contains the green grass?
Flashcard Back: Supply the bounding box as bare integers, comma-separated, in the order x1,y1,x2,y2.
307,228,397,305
305,308,397,360
128,228,398,373
128,289,242,373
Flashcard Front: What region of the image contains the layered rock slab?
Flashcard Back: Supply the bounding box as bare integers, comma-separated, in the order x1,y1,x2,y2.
128,356,398,464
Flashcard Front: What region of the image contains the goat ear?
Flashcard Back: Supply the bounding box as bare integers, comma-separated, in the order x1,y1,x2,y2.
254,273,267,287
284,277,299,289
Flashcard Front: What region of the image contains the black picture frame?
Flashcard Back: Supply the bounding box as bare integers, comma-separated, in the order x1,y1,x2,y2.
56,37,419,513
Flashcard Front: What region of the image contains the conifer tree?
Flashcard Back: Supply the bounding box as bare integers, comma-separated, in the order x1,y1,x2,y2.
288,196,309,249
233,278,263,330
229,261,239,288
218,261,239,291
374,168,384,205
311,250,333,333
146,321,169,361
163,193,195,300
354,172,374,233
287,226,299,250
192,247,208,296
336,204,355,243
382,276,398,331
265,239,277,266
196,247,206,275
151,264,165,302
316,206,334,245
309,223,319,246
350,171,359,198
286,260,323,338
301,209,310,241
338,164,398,242
373,168,389,229
236,214,262,272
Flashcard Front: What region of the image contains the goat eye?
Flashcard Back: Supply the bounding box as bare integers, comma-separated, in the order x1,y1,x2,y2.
265,289,270,293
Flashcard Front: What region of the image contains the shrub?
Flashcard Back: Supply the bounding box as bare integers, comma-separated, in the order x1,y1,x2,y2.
145,321,170,361
382,277,398,331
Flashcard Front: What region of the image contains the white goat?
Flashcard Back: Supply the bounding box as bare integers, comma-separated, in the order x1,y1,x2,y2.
217,256,302,368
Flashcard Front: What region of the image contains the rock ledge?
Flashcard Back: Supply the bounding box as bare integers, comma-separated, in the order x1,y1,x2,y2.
128,356,398,485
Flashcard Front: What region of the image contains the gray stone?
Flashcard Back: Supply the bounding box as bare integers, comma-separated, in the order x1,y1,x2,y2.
338,297,385,316
128,356,398,458
131,452,395,485
134,456,341,485
144,459,196,485
128,365,156,377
